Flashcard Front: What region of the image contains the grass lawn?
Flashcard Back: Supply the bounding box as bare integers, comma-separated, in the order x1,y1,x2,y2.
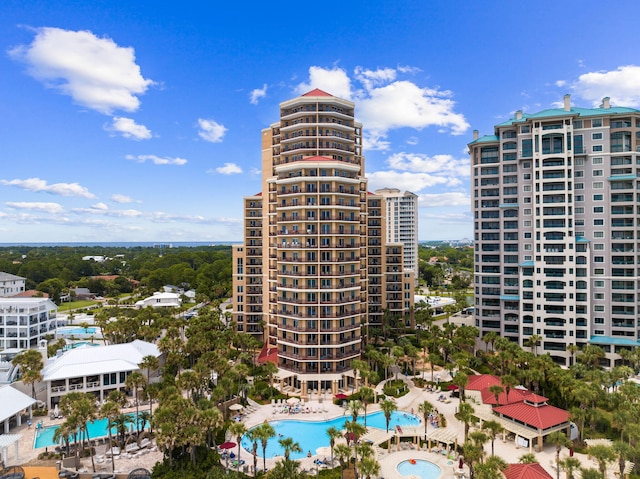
57,300,100,312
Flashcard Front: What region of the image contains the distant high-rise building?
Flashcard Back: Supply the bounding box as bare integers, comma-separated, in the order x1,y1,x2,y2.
375,188,419,277
470,94,640,367
232,89,414,395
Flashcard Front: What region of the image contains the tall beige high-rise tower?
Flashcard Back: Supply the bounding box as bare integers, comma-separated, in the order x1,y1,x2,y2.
375,188,419,277
232,89,414,395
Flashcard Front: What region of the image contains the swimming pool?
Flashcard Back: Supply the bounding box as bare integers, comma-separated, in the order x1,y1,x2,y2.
241,411,419,460
33,413,147,449
56,326,101,336
397,459,441,479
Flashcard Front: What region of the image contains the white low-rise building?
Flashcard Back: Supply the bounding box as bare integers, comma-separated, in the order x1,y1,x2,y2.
42,340,161,408
0,273,26,298
0,297,58,349
135,292,181,308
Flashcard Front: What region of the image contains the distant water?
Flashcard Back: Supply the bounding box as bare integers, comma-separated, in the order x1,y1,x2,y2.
0,241,241,248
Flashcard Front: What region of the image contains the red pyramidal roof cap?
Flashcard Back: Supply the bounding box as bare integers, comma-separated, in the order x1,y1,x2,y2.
303,88,332,97
504,463,553,479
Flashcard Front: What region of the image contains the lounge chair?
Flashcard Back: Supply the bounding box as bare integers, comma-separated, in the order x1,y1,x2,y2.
139,438,152,449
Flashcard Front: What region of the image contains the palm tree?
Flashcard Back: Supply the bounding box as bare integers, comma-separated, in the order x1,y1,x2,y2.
229,421,247,465
125,371,146,435
547,431,571,479
417,400,434,440
482,420,503,456
475,455,507,479
344,420,367,479
139,354,159,416
347,400,363,423
379,399,397,433
588,444,616,479
255,422,275,473
334,443,352,479
463,440,484,479
278,436,302,461
246,428,260,478
518,453,538,464
327,426,343,478
558,457,581,479
359,387,374,427
358,456,380,479
99,400,120,473
455,401,476,442
11,349,43,399
525,334,542,356
487,385,503,407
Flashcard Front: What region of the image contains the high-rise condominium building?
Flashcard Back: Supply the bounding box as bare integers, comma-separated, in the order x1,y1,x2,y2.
470,95,640,367
232,90,414,395
375,188,419,277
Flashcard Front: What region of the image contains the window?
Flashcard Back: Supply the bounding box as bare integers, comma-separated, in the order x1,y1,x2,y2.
524,208,532,215
523,185,532,192
594,256,604,263
524,244,532,250
575,207,584,214
593,206,604,213
592,118,602,127
594,305,605,312
594,280,605,287
575,171,584,177
575,195,584,202
575,158,584,166
574,120,583,129
594,317,605,324
524,232,532,238
594,219,604,225
593,194,603,200
594,231,604,238
574,183,584,190
593,182,604,189
523,173,531,180
593,145,603,152
593,170,603,177
594,293,605,299
592,157,603,165
592,132,603,140
523,161,531,169
524,197,532,203
523,220,532,227
521,125,530,133
593,244,604,250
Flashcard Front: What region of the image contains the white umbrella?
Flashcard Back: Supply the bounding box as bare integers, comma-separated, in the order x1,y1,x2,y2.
286,397,299,405
229,404,244,411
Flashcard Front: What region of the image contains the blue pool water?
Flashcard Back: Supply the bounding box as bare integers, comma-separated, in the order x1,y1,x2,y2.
397,459,441,479
34,414,147,449
241,411,419,460
57,326,100,336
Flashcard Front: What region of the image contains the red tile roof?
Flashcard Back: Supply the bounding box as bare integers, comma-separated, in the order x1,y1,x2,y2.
466,374,502,391
504,463,553,479
301,155,333,161
302,88,332,97
481,387,548,406
11,290,48,298
257,342,278,365
494,402,570,430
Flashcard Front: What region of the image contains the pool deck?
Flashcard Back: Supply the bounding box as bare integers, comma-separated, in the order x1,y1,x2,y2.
8,374,599,479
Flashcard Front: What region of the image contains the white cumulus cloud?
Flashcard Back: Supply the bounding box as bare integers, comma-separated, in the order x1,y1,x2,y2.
197,118,227,143
9,27,154,114
572,65,640,107
0,177,96,198
108,117,152,140
296,66,353,100
250,84,268,105
215,163,243,175
387,152,469,177
295,65,469,151
5,201,65,214
125,154,187,166
111,194,135,203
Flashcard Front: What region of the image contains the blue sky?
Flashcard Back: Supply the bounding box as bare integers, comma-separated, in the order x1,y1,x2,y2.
2,1,640,243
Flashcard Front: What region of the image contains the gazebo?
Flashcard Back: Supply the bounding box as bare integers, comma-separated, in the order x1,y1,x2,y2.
127,468,151,479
